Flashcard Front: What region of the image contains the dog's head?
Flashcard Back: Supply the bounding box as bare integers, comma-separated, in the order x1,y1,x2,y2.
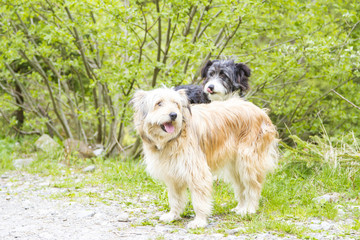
131,88,190,148
201,60,251,101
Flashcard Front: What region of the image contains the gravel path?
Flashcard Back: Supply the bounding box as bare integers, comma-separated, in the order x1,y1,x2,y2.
0,171,359,240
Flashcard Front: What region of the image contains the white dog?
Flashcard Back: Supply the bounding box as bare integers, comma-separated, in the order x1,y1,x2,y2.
131,87,278,229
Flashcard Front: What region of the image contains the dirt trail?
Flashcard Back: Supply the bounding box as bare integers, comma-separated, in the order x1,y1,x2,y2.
0,172,358,240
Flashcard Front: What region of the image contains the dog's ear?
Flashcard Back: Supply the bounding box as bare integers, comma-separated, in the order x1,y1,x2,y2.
235,63,251,93
176,89,192,115
131,90,148,119
200,60,213,79
176,89,189,107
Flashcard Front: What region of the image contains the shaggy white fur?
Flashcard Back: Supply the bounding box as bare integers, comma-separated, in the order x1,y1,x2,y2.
132,87,279,229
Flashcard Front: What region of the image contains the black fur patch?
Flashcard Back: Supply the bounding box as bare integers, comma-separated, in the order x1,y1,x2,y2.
174,85,211,104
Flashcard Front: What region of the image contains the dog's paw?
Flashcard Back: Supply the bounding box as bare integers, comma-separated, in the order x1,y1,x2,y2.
232,206,256,216
159,212,179,223
187,218,208,229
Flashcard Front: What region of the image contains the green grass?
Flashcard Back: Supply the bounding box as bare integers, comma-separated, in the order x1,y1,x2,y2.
1,135,359,238
0,137,18,172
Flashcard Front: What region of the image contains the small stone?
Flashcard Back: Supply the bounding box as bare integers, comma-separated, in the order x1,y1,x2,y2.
35,134,59,151
140,196,149,202
82,165,96,173
344,219,354,225
117,213,129,222
64,139,95,158
93,148,104,156
155,225,172,233
308,224,322,231
13,158,35,168
39,182,50,187
349,205,360,211
77,210,96,218
320,221,332,230
335,205,345,216
335,205,343,209
312,193,340,204
226,227,245,235
5,196,11,201
337,209,345,216
1,175,9,179
310,218,321,224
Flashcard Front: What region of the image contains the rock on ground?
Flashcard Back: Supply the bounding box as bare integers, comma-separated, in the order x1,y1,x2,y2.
35,134,60,152
82,165,96,173
312,193,341,204
64,139,96,159
13,158,35,168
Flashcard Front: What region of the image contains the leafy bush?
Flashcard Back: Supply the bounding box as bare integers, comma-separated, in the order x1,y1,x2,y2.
0,0,359,156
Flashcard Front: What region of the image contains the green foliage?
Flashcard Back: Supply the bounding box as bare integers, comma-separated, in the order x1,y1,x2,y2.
282,131,360,168
235,0,360,140
0,0,359,149
0,137,17,172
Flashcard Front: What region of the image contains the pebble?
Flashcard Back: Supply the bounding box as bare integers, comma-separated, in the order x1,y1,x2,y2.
154,225,173,233
35,134,59,151
226,227,246,235
337,208,345,216
93,148,104,156
117,213,130,222
349,205,360,211
312,192,340,204
13,158,35,168
211,233,224,238
82,165,96,173
335,205,346,216
77,210,96,218
39,181,50,187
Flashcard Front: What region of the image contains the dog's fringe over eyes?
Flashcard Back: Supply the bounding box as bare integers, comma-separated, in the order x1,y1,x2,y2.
174,59,251,104
131,87,279,229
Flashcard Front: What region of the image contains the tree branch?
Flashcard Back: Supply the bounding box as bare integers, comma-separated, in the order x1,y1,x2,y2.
183,6,197,36
331,89,360,111
0,109,41,136
151,0,162,87
216,16,242,58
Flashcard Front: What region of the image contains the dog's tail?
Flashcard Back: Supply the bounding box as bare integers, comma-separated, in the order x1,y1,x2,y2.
257,121,279,173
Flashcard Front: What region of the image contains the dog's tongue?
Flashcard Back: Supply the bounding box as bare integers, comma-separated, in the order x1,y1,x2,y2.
164,122,175,133
207,88,213,94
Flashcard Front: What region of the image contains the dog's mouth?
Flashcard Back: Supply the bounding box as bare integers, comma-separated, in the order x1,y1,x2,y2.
206,88,214,94
160,122,175,133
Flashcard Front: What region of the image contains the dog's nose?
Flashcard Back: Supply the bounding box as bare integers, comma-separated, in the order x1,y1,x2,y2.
169,112,177,121
208,84,214,91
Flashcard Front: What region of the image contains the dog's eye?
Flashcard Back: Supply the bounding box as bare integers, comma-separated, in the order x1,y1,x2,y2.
156,101,162,107
209,72,214,77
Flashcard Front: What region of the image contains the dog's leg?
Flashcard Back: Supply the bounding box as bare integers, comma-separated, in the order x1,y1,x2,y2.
225,162,247,214
160,180,187,223
187,168,213,229
233,152,265,216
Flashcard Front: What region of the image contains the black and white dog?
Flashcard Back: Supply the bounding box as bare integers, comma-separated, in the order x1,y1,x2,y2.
174,60,251,104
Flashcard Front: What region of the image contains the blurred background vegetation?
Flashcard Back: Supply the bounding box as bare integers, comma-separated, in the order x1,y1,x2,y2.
0,0,359,158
